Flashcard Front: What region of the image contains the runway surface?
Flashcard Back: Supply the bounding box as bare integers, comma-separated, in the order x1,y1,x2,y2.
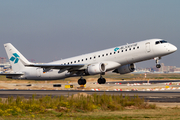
0,90,180,102
106,80,180,84
0,79,180,102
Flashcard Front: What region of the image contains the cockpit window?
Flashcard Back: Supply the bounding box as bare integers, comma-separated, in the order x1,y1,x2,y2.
160,40,167,43
155,41,160,45
155,40,167,45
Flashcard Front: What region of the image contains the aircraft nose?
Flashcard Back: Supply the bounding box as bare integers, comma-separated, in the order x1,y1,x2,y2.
169,44,177,53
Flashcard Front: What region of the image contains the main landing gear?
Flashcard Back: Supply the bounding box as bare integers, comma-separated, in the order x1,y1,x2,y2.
154,57,161,68
78,77,86,85
77,76,106,85
98,76,106,84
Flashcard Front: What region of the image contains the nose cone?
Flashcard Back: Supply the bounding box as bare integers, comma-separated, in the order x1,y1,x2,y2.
169,44,177,53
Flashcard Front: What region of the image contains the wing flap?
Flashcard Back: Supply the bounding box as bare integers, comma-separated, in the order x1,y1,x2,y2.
26,64,85,69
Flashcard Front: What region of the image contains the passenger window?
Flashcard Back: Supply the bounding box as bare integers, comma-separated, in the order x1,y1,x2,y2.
68,62,69,65
129,48,131,50
86,58,87,60
125,49,127,51
114,52,116,54
106,53,108,56
102,54,104,57
133,47,135,50
71,62,72,64
82,59,83,61
110,53,112,55
98,55,100,57
118,51,119,53
122,50,123,52
78,60,80,62
137,46,139,49
74,61,76,63
90,57,92,59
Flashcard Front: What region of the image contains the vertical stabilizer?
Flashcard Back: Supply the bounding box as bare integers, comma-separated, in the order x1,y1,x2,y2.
4,43,31,72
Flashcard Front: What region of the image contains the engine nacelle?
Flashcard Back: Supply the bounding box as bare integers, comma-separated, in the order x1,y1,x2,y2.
85,63,106,75
113,63,136,74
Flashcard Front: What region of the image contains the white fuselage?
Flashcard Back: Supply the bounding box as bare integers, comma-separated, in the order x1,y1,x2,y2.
15,39,177,80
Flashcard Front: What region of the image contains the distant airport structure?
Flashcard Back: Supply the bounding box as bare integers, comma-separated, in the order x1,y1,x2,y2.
135,63,180,73
0,57,11,71
152,63,180,73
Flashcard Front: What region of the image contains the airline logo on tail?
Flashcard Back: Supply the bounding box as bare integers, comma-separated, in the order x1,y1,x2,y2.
10,53,20,64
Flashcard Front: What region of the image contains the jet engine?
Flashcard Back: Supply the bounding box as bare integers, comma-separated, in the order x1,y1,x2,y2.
85,63,106,75
113,63,136,74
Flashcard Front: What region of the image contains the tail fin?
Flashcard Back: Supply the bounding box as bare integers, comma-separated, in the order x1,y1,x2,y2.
4,43,32,72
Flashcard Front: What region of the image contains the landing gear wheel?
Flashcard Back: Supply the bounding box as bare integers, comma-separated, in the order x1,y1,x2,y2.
102,78,106,84
154,57,161,68
78,78,86,85
97,77,106,84
156,64,161,68
98,78,102,84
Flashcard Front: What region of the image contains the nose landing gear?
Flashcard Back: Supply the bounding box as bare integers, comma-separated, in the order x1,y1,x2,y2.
154,57,161,68
156,64,161,68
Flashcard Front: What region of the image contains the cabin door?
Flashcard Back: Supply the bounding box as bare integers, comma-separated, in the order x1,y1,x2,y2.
145,42,151,53
36,68,41,77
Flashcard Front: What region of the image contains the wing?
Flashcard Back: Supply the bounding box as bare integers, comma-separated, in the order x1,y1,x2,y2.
27,64,85,69
19,57,86,73
26,63,86,73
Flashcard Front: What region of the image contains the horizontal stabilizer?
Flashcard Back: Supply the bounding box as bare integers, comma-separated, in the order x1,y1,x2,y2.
0,72,24,76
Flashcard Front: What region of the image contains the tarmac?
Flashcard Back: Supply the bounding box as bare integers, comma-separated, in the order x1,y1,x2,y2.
0,79,180,102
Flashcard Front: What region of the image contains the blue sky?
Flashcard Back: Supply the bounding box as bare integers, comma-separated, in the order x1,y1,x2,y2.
0,0,180,67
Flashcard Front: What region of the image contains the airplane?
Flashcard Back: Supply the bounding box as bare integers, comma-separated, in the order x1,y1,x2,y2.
1,39,177,85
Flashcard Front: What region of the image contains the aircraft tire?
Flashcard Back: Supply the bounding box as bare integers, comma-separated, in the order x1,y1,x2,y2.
82,79,86,85
98,77,106,84
78,79,83,85
102,78,106,84
78,78,86,85
156,64,161,68
98,78,102,84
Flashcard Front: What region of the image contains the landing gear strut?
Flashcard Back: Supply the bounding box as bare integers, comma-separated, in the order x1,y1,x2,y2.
97,76,106,84
154,57,161,68
78,77,86,85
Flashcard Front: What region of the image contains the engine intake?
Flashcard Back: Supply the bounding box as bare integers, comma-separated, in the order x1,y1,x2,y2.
113,63,136,74
85,63,106,75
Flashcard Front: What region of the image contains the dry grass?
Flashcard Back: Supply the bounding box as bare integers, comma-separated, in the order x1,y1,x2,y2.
0,93,156,118
0,108,179,120
73,108,180,120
